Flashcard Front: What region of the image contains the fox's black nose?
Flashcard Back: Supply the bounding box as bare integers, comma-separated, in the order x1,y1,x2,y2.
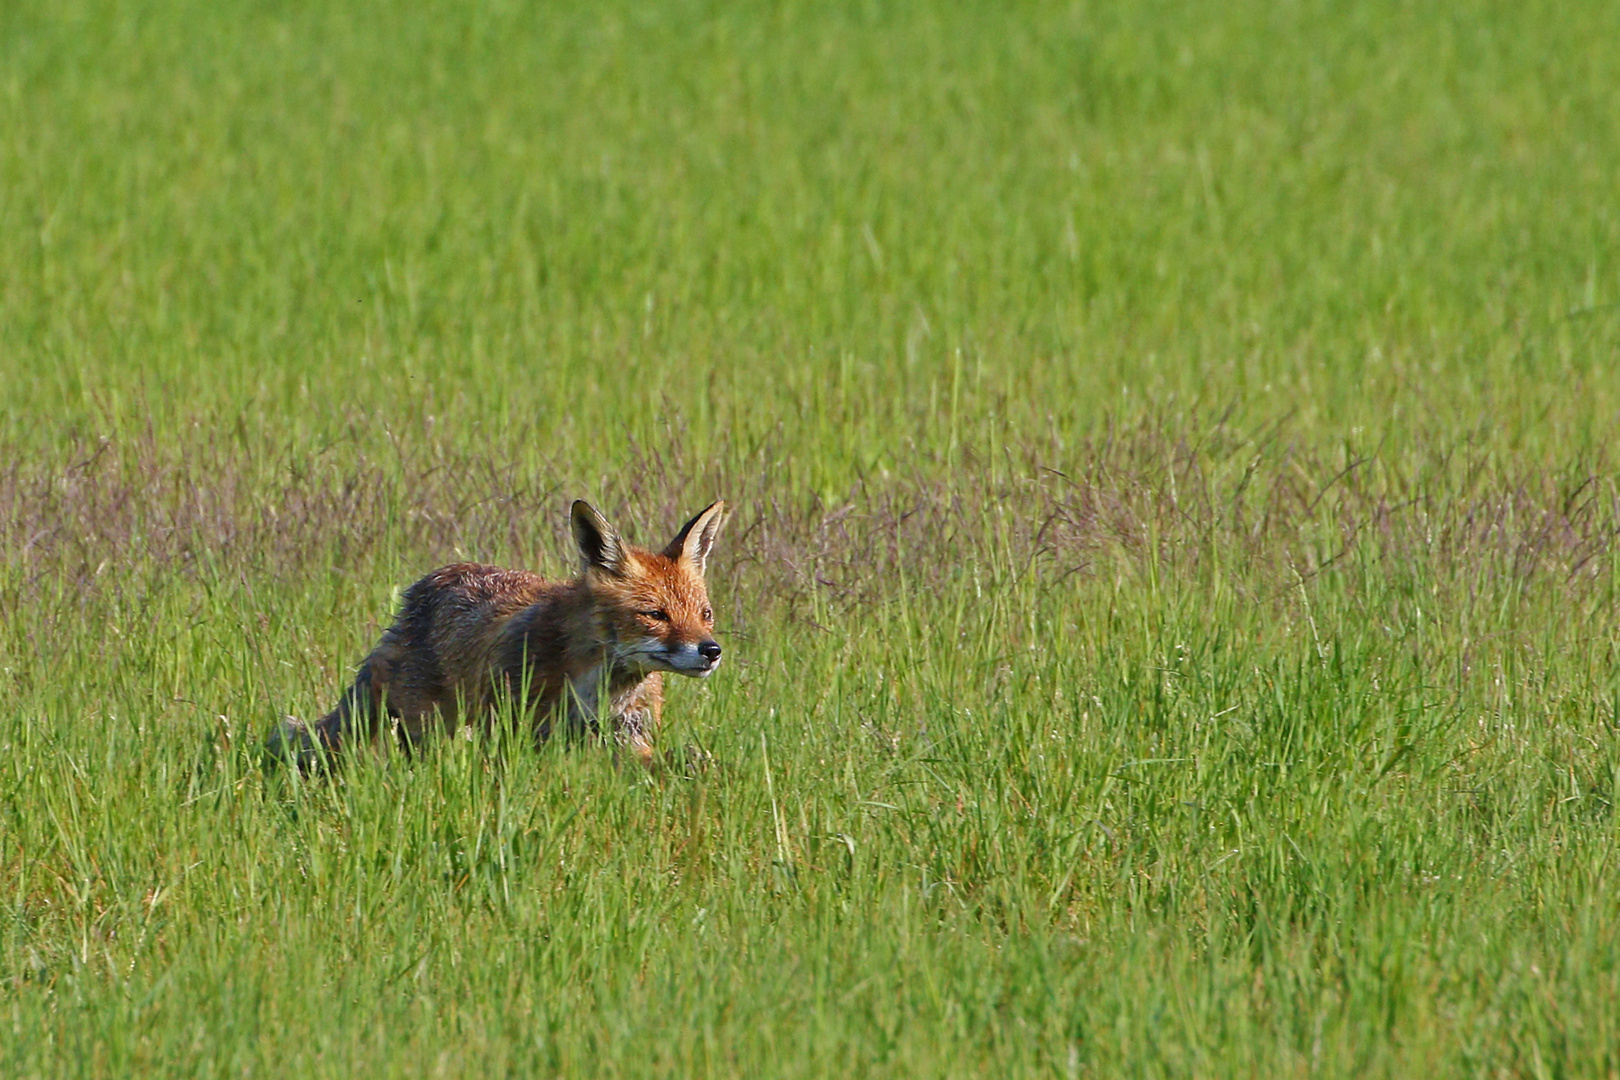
698,640,722,663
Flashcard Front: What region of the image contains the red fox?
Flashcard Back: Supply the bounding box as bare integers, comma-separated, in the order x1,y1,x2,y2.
267,499,726,769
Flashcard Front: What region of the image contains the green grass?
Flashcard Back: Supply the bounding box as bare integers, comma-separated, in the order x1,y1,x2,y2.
4,0,1620,1074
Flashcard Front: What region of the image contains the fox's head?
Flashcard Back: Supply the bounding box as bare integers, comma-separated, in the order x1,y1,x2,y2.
571,499,727,678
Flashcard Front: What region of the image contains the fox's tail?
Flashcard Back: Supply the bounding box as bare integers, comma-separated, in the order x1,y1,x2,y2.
264,663,387,770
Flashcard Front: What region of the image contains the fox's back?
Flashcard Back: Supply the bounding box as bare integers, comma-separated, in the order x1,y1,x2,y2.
370,562,569,720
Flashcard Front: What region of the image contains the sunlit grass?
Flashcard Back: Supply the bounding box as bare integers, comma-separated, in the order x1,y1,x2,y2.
4,0,1620,1075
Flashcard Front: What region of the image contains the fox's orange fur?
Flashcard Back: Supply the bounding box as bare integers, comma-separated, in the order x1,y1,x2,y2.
267,500,726,769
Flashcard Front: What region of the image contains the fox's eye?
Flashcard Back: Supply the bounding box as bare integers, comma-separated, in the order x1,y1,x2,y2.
642,609,669,622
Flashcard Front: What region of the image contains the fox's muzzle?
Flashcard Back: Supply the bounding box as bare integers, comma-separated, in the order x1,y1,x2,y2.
680,638,722,677
629,637,722,676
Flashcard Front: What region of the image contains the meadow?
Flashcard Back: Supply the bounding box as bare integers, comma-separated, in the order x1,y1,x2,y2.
4,0,1620,1074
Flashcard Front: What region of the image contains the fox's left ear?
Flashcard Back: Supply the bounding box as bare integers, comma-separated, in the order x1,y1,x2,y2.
663,500,726,575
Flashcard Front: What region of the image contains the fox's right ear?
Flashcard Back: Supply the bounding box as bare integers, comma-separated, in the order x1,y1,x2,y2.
571,500,626,576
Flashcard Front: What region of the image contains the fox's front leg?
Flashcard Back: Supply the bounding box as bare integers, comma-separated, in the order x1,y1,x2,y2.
609,675,663,770
612,705,659,770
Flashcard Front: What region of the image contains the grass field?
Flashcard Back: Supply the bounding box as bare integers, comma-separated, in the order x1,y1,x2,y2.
5,0,1620,1074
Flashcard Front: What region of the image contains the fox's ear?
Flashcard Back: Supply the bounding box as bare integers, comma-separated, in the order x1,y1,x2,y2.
663,500,726,575
571,500,626,576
